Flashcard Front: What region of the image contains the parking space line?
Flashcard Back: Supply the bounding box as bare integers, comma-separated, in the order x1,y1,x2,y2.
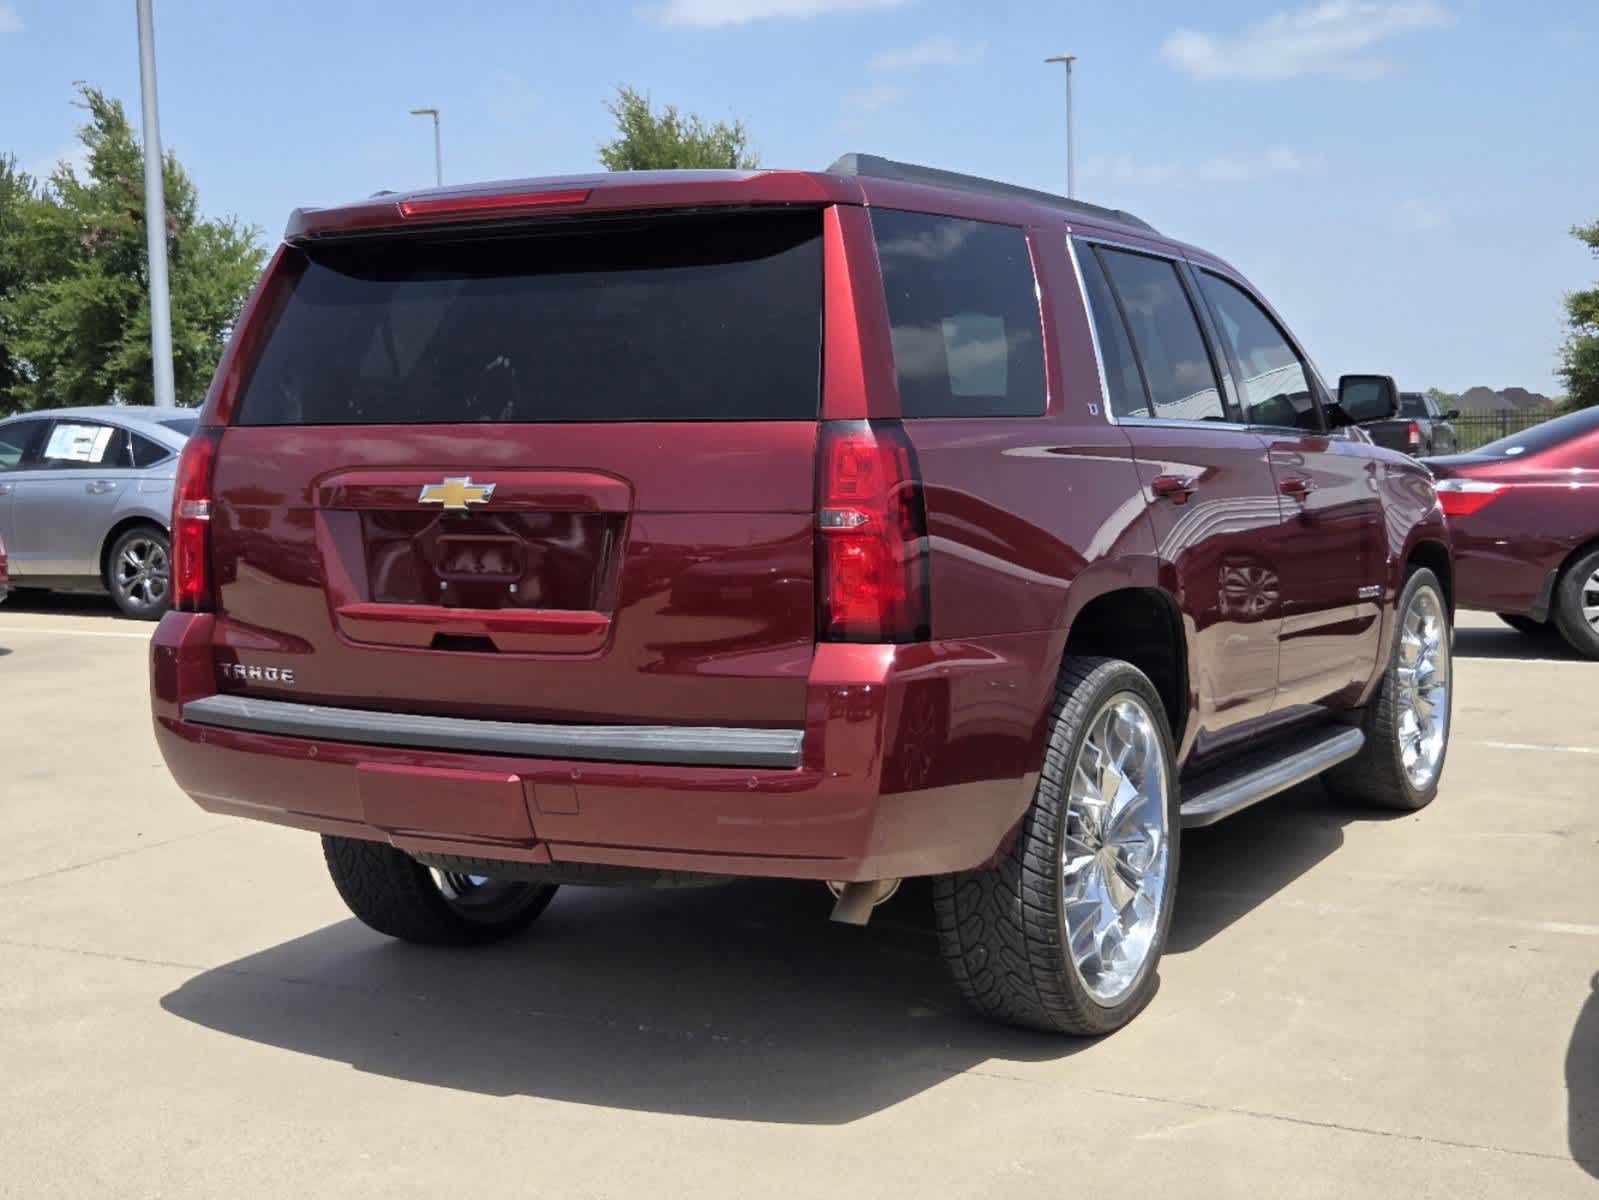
0,625,152,641
1485,740,1599,755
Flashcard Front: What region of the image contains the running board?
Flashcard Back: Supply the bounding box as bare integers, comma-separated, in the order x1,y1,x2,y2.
1178,726,1365,829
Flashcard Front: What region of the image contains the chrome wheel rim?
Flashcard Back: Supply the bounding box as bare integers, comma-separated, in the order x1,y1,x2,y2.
1061,692,1171,1005
115,536,169,609
1582,567,1599,632
1396,584,1450,789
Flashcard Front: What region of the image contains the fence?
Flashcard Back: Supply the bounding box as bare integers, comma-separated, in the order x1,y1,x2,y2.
1448,409,1554,452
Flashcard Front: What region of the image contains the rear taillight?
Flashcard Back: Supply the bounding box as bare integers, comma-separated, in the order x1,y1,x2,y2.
816,421,930,643
172,427,223,612
1407,421,1421,449
1435,477,1507,517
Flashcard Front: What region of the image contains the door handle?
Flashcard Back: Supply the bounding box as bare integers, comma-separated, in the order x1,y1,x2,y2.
1278,477,1315,500
86,480,116,495
1150,474,1199,505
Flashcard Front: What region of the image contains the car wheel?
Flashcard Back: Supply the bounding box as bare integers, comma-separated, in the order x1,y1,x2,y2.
1328,567,1452,811
1551,547,1599,660
322,835,558,945
107,525,171,620
1498,612,1555,637
932,657,1179,1036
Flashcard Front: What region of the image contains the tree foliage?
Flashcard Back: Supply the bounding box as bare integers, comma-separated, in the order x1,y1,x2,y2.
0,84,265,412
1560,221,1599,410
598,86,758,171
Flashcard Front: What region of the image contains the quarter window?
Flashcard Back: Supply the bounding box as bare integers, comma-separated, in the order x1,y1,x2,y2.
872,210,1046,417
1096,248,1227,423
1198,272,1319,431
130,432,174,468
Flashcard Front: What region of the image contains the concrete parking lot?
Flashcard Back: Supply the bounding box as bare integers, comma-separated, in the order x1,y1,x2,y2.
0,596,1594,1198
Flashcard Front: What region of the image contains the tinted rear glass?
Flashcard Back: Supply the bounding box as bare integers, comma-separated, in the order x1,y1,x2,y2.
1399,394,1428,417
235,211,823,425
158,415,199,435
871,210,1045,418
1475,405,1599,458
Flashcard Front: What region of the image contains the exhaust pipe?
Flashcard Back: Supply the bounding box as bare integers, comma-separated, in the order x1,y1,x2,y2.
826,878,901,926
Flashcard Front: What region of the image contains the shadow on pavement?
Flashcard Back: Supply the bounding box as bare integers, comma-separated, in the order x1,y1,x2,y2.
1454,624,1585,662
0,590,125,618
161,782,1377,1122
1571,972,1599,1179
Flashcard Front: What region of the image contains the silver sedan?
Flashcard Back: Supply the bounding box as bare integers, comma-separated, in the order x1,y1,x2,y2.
0,406,196,619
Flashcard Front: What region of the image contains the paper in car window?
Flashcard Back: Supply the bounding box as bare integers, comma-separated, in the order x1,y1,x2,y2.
43,424,113,464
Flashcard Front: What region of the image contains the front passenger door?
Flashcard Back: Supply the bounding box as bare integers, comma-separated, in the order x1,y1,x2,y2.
1193,269,1386,710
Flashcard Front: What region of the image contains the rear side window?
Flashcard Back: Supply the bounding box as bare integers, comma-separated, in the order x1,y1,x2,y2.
236,211,823,425
1096,248,1226,423
871,210,1046,418
130,432,175,468
39,422,126,468
1197,272,1319,431
1076,245,1149,419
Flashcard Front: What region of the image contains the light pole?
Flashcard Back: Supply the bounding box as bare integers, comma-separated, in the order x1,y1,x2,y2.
410,107,442,187
135,0,176,408
1044,54,1077,199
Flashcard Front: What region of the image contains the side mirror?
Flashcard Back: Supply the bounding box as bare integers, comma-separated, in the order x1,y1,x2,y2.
1336,374,1400,424
1444,409,1460,421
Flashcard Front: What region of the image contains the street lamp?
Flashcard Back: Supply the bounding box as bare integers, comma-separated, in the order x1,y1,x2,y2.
135,0,176,408
1044,54,1077,199
410,107,442,187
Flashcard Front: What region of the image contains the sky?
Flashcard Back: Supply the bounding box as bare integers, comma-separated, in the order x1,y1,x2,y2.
2,0,1596,396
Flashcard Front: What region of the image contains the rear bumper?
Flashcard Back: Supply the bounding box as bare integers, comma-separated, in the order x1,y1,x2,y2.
151,612,1057,881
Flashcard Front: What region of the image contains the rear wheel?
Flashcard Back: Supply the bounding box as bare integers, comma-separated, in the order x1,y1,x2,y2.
322,835,557,945
1498,613,1554,637
107,525,171,620
933,657,1178,1036
1551,548,1599,660
1328,567,1451,811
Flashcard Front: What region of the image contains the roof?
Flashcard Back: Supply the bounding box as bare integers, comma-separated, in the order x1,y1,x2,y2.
284,156,1163,243
1,405,198,433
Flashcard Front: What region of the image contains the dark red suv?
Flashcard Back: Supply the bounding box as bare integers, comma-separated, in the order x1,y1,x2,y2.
151,155,1452,1035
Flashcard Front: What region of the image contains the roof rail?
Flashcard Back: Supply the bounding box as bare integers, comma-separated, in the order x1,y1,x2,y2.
826,153,1157,234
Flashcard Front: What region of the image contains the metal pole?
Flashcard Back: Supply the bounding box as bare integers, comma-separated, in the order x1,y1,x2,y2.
135,0,176,408
411,107,441,187
1045,55,1078,199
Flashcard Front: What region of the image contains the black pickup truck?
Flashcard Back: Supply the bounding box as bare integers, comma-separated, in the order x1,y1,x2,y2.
1363,391,1459,457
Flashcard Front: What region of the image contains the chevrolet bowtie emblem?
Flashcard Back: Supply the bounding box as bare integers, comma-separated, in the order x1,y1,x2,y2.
418,476,495,511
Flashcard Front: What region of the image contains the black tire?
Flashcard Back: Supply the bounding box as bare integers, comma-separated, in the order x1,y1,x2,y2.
322,835,557,945
1498,612,1554,637
106,525,171,620
1551,548,1599,660
932,657,1179,1036
1327,567,1451,811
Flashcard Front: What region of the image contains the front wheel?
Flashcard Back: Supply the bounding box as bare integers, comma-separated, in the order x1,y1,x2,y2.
1328,567,1452,811
107,525,171,620
322,835,557,945
933,657,1179,1036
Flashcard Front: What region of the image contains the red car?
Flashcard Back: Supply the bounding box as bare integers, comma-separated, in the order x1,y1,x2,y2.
1429,406,1599,657
151,155,1450,1035
0,532,8,604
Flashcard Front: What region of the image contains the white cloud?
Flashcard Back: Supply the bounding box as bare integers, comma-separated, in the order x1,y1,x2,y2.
1085,147,1325,188
651,0,908,28
1160,1,1454,82
0,3,22,34
844,82,903,114
1392,197,1451,232
869,34,980,71
24,141,90,183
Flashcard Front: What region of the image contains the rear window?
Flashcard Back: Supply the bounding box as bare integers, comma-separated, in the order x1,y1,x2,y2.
1399,394,1429,418
158,415,199,436
871,210,1046,418
235,211,823,425
1475,405,1599,458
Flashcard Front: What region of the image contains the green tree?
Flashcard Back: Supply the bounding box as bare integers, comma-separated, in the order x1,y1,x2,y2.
0,84,264,411
0,155,41,400
598,86,758,171
1559,221,1599,410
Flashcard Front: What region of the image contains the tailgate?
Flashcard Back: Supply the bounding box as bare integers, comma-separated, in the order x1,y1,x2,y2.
206,209,824,729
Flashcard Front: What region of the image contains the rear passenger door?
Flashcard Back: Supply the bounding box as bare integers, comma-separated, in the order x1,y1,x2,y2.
11,419,133,576
1076,241,1284,749
1192,268,1386,710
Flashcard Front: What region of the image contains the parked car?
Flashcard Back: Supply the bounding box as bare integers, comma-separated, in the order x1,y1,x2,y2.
1361,391,1459,457
1428,404,1599,657
0,531,8,605
0,406,196,618
150,156,1451,1036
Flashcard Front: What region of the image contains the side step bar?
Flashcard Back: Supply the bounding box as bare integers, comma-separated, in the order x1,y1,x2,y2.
1178,726,1365,829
